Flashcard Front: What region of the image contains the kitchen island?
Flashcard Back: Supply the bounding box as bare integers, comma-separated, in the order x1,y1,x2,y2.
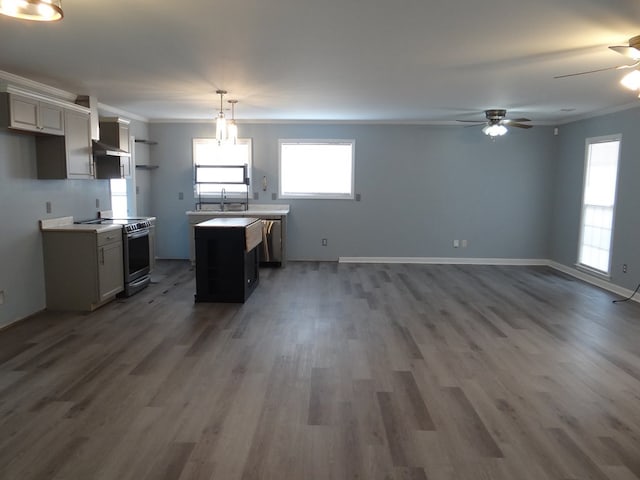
186,204,290,267
194,217,263,303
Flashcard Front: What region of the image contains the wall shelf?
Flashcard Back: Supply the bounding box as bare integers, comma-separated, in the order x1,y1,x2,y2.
135,164,159,170
134,139,158,145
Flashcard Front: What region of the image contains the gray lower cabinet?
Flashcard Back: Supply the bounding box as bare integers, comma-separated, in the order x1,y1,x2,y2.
42,229,124,311
36,108,93,179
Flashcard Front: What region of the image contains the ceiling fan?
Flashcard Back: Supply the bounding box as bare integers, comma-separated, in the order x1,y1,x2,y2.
554,35,640,80
456,109,532,137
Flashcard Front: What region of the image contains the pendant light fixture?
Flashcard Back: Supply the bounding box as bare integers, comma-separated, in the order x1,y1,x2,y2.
0,0,63,21
227,99,238,145
215,89,227,145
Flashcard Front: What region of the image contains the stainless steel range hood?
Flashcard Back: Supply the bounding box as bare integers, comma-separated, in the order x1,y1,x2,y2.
92,140,131,157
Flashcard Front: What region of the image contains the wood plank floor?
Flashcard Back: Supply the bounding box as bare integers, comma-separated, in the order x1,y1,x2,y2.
1,261,639,480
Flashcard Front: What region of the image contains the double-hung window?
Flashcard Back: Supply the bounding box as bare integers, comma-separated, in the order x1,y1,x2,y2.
577,134,621,275
193,138,252,196
279,140,355,199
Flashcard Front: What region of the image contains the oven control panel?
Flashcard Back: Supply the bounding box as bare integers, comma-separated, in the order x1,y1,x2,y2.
123,220,151,233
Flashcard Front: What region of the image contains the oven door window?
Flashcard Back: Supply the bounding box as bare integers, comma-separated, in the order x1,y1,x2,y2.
128,232,150,274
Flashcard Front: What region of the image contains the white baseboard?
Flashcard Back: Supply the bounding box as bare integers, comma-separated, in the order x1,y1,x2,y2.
338,256,639,304
338,256,548,266
547,260,638,303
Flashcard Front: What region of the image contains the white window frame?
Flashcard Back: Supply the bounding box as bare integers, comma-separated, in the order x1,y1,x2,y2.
576,133,621,277
278,139,355,200
110,178,128,217
192,138,252,197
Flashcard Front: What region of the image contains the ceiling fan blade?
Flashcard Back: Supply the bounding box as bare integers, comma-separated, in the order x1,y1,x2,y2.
508,122,533,129
554,61,640,79
503,118,531,123
456,119,485,123
609,45,640,60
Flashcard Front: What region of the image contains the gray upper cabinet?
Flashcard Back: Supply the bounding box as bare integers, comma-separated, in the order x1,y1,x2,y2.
65,109,94,179
36,108,94,179
99,117,130,152
1,93,65,135
94,117,131,179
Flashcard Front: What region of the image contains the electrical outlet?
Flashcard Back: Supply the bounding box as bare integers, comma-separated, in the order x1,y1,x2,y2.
46,201,52,214
178,192,184,200
623,263,628,273
253,192,259,200
322,238,328,246
461,239,468,248
0,290,5,305
96,198,100,208
453,239,459,248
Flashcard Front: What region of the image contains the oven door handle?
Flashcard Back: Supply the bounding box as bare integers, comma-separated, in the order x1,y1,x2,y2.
127,229,149,240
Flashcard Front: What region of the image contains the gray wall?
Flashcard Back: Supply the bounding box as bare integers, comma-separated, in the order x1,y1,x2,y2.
550,107,640,290
0,130,111,328
149,122,557,261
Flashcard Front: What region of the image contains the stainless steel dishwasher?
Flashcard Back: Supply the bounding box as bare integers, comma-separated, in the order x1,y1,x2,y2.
259,219,282,266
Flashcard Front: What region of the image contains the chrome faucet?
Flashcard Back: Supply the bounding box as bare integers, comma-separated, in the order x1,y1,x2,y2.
220,188,226,211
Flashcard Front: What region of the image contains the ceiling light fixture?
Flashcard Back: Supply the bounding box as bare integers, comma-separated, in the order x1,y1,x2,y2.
227,99,238,145
215,89,227,145
0,0,63,21
482,123,508,137
620,70,640,91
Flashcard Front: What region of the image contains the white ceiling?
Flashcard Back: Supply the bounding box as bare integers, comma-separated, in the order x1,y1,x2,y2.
2,0,640,123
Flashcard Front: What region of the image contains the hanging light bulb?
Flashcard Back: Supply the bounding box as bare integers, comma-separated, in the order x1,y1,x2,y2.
620,70,640,91
0,0,63,21
215,89,227,145
227,99,238,145
483,123,508,137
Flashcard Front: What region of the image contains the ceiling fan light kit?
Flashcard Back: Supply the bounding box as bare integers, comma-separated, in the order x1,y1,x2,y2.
620,69,640,91
483,124,508,137
0,0,63,21
555,34,640,96
457,109,531,138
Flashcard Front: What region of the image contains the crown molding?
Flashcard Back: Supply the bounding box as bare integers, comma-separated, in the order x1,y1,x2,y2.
97,102,148,123
555,101,640,125
0,70,76,102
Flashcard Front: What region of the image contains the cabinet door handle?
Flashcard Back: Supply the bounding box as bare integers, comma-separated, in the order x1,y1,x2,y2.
100,247,104,265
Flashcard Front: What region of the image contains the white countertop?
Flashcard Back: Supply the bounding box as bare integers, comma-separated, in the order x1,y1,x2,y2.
39,216,123,233
186,204,290,217
41,223,123,233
